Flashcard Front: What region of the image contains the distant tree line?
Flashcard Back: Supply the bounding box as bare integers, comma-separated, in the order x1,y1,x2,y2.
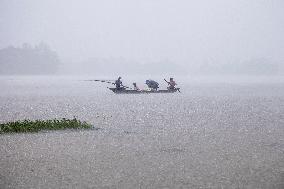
61,57,188,75
61,57,283,76
0,43,60,74
196,58,282,75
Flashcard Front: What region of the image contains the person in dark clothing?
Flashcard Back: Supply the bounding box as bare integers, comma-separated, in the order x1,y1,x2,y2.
133,83,140,91
115,76,123,89
145,79,159,90
167,77,177,90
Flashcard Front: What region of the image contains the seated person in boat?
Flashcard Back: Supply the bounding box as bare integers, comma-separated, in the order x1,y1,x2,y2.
115,76,123,90
133,83,140,91
167,78,177,90
145,80,159,91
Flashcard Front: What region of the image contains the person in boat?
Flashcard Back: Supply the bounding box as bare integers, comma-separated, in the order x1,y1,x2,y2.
167,78,177,90
115,76,123,90
133,83,140,91
145,80,159,91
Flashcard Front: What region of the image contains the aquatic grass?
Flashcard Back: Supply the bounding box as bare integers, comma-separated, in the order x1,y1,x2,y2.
0,118,92,134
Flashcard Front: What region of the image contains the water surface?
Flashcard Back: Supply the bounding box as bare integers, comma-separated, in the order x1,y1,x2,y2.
0,76,283,188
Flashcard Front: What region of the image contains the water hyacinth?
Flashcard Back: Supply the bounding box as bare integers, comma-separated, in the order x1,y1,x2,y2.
0,118,92,134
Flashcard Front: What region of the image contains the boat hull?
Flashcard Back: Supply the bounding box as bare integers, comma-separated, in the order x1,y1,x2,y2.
109,88,180,94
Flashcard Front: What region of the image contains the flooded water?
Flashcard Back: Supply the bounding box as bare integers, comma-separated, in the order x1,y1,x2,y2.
0,76,284,188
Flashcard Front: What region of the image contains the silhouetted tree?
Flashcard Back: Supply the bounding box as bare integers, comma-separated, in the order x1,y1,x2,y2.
0,42,60,74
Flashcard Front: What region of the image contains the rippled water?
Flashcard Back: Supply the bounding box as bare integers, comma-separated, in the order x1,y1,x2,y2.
0,76,284,188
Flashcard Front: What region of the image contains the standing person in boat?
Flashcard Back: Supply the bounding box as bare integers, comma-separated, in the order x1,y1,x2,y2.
115,76,123,90
133,83,140,91
166,78,177,90
145,80,159,91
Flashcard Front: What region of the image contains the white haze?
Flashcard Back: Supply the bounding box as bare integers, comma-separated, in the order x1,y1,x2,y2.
0,0,284,74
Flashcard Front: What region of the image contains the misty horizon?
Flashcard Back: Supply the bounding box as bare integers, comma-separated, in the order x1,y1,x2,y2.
0,42,283,76
0,0,284,75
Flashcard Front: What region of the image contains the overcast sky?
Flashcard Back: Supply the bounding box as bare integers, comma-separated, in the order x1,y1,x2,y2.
0,0,283,64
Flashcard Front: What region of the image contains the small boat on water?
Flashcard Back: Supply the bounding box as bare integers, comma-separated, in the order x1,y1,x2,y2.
87,78,180,94
109,87,180,94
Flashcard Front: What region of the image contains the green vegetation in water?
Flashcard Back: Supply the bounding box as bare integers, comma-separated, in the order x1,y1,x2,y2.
0,118,92,134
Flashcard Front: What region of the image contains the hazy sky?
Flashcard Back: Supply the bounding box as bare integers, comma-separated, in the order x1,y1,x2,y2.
1,0,284,64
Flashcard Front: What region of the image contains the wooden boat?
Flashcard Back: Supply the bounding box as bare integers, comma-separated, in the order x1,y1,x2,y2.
109,88,180,94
